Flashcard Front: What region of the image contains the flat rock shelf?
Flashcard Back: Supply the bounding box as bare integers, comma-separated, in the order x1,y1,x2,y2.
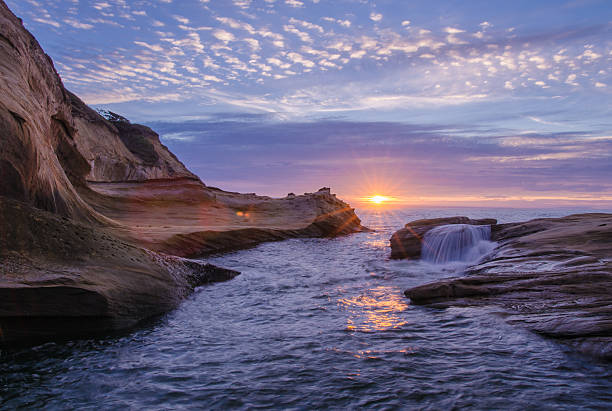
395,213,612,359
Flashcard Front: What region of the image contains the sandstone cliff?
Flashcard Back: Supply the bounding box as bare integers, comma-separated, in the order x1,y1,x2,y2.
0,3,95,221
69,92,198,183
0,1,365,344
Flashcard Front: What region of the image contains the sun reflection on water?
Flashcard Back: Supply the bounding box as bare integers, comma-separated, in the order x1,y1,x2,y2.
337,285,409,332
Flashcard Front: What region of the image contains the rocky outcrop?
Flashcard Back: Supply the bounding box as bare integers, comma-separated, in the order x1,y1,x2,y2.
389,217,497,259
0,1,197,223
156,198,363,257
0,1,365,344
402,213,612,359
69,93,198,183
0,197,239,344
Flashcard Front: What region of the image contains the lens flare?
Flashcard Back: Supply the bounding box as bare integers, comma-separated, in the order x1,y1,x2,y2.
369,195,389,204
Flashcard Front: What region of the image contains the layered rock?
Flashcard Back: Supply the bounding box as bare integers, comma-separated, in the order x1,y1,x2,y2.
401,213,612,359
0,3,96,221
0,1,365,344
0,197,239,343
389,216,497,259
155,190,363,257
70,93,198,183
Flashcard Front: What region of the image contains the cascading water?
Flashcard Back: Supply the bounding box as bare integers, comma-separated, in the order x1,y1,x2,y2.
422,224,496,264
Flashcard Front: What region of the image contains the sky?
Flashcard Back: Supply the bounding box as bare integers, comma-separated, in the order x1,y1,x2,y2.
7,0,612,207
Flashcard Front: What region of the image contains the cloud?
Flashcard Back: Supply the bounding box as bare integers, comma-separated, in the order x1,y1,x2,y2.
33,17,61,27
565,73,579,85
216,16,256,34
268,57,291,69
369,12,382,22
173,15,190,25
286,52,315,67
233,0,251,9
213,29,235,42
64,18,94,29
148,118,612,200
444,27,465,34
289,18,324,33
134,41,164,52
283,24,312,43
285,0,304,7
322,17,351,27
244,38,260,50
28,0,608,134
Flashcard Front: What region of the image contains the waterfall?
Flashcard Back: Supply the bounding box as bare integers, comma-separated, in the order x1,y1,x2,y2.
422,224,495,264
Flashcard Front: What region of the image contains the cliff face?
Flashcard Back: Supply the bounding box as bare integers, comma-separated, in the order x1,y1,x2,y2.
0,1,365,344
0,3,196,221
0,3,93,220
69,92,198,183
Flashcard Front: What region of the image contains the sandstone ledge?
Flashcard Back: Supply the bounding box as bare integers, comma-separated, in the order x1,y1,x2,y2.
402,213,612,359
0,0,366,345
0,198,239,344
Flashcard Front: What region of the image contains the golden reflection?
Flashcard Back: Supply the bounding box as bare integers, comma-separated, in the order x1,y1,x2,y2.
337,285,409,332
364,238,388,248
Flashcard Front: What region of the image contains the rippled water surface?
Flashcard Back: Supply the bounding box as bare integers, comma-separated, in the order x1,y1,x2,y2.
3,207,612,409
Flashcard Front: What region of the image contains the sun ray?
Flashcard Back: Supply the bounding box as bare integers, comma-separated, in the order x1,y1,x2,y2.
369,195,390,204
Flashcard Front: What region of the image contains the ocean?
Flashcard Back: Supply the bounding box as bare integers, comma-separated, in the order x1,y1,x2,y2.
2,207,612,409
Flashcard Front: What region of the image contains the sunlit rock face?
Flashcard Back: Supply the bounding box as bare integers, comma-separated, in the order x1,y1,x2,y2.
0,3,198,222
0,1,366,344
389,217,497,260
69,92,199,183
0,3,95,221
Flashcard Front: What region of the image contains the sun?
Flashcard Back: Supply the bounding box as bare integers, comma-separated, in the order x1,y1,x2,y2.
369,195,389,204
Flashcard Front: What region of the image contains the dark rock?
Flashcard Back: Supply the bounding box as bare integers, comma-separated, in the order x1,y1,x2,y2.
182,261,240,287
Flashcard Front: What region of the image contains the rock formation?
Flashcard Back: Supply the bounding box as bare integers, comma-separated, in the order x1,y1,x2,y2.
0,1,365,344
389,217,497,259
70,95,199,183
396,214,612,359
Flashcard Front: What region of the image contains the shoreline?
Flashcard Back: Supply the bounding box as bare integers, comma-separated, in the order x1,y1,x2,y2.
0,1,365,345
392,213,612,359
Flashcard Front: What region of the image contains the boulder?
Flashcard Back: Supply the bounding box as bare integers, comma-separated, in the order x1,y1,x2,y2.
389,216,497,259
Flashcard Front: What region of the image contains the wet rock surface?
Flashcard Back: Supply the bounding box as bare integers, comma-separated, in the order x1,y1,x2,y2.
402,213,612,359
390,216,497,259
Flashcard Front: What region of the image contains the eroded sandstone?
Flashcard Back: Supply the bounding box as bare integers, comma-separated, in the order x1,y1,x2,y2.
0,1,365,344
400,213,612,359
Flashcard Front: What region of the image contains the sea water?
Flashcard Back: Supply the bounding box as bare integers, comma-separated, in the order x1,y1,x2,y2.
422,224,495,264
2,207,612,409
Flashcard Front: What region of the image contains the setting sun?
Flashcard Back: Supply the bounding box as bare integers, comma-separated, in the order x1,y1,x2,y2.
369,195,390,204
